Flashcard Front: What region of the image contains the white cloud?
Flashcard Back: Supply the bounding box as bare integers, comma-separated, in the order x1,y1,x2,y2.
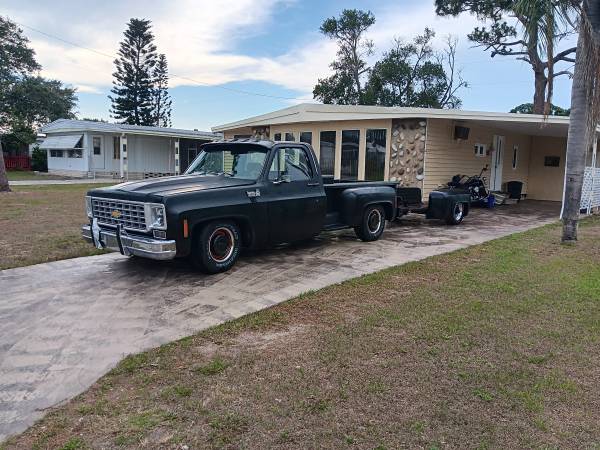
5,0,482,98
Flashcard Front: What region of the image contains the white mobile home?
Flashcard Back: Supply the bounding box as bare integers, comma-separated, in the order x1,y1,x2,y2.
40,120,220,179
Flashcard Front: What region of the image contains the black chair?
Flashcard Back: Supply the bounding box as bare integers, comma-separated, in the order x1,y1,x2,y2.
506,181,524,200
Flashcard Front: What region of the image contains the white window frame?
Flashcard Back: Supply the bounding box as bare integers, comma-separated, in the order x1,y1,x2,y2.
474,143,486,158
92,135,102,156
512,144,519,170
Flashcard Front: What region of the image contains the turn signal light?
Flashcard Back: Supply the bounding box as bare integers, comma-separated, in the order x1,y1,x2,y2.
183,219,189,238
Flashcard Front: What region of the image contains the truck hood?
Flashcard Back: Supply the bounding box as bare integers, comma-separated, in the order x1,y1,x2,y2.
88,174,256,200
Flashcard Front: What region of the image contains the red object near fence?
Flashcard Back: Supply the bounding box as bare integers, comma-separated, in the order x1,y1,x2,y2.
4,155,31,170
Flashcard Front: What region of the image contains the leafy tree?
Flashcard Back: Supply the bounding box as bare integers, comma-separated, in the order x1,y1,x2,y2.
364,29,467,108
152,54,172,127
510,102,571,115
559,0,600,242
0,16,76,192
313,9,375,104
5,76,76,127
0,16,39,86
435,0,578,114
110,18,157,125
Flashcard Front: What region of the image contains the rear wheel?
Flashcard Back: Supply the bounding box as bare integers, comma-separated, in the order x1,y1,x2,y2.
446,202,465,225
191,220,241,273
354,205,386,241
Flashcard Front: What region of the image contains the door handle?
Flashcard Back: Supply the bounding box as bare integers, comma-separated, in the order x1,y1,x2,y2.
307,182,320,187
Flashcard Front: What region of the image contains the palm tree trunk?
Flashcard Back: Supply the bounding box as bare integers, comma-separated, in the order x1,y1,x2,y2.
562,31,589,242
0,141,11,192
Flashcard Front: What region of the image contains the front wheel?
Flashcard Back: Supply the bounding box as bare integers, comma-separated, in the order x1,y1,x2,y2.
446,202,466,225
354,205,386,242
191,220,241,273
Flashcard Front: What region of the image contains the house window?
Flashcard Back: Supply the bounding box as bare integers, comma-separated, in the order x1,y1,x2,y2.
512,145,518,169
268,147,313,182
300,131,313,146
273,133,282,141
93,136,102,155
341,130,360,180
285,132,295,142
474,143,486,157
50,149,64,157
113,137,120,159
68,149,82,158
319,131,336,177
544,156,561,167
365,129,386,181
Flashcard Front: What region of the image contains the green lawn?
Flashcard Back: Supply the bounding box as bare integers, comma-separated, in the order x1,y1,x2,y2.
6,171,71,181
0,184,112,269
5,217,600,449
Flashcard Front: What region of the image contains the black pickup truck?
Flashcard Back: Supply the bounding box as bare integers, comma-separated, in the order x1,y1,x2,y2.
83,140,469,273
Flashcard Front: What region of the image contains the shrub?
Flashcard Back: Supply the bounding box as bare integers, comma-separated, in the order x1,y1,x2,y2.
31,146,47,172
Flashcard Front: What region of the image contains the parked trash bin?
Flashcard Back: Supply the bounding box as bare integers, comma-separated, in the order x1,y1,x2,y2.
487,194,496,208
506,181,524,200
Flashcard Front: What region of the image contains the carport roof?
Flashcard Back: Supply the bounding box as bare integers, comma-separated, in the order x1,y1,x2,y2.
212,103,596,138
42,119,221,140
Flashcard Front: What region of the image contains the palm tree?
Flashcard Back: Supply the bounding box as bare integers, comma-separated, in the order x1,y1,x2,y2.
516,0,599,241
562,0,600,242
514,0,576,115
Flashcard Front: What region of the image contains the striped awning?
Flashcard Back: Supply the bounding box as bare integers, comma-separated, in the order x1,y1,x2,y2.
40,134,83,149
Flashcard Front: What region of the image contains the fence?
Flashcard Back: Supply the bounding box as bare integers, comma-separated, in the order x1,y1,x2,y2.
581,166,600,212
4,155,31,170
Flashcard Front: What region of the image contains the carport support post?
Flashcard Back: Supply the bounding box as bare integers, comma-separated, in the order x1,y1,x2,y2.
175,138,180,175
120,134,128,180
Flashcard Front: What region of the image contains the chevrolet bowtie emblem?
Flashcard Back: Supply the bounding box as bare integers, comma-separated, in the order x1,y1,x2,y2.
111,210,122,219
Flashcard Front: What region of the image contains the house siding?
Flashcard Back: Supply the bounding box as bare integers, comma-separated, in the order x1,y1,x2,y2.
423,119,532,198
527,136,567,201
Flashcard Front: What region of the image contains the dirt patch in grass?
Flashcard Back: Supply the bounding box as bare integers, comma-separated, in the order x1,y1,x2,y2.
0,184,112,269
5,218,600,449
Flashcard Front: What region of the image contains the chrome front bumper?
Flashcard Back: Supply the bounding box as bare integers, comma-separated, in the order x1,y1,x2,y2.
82,223,177,260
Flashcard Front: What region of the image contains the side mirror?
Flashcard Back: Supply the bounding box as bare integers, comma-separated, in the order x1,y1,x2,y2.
482,165,488,171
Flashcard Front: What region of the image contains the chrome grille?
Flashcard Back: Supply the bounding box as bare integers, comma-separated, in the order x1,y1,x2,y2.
92,198,147,231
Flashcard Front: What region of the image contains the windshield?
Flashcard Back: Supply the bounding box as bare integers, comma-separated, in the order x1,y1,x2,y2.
185,145,268,180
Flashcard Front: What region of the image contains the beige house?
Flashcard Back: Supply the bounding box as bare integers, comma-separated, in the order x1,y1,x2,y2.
213,104,600,207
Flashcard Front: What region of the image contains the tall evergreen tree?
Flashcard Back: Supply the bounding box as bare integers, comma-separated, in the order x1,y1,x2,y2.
152,54,172,127
109,18,157,125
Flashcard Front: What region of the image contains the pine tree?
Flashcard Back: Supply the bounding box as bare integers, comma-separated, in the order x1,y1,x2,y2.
152,54,172,127
109,18,157,125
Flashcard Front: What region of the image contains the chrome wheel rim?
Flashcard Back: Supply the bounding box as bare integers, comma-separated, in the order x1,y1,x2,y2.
209,227,235,263
367,209,383,233
453,203,464,221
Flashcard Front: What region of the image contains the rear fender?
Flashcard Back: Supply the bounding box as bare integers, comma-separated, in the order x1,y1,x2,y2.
340,186,397,226
426,189,470,220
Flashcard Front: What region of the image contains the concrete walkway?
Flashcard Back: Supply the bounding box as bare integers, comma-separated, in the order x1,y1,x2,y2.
9,178,115,186
0,201,560,441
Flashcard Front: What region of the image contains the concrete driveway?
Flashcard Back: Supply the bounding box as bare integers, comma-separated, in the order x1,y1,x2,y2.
0,201,560,441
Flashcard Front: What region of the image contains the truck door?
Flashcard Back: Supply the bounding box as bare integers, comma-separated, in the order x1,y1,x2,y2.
263,145,326,244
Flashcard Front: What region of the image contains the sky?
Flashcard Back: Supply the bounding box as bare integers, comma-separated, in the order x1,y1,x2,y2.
4,0,577,131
